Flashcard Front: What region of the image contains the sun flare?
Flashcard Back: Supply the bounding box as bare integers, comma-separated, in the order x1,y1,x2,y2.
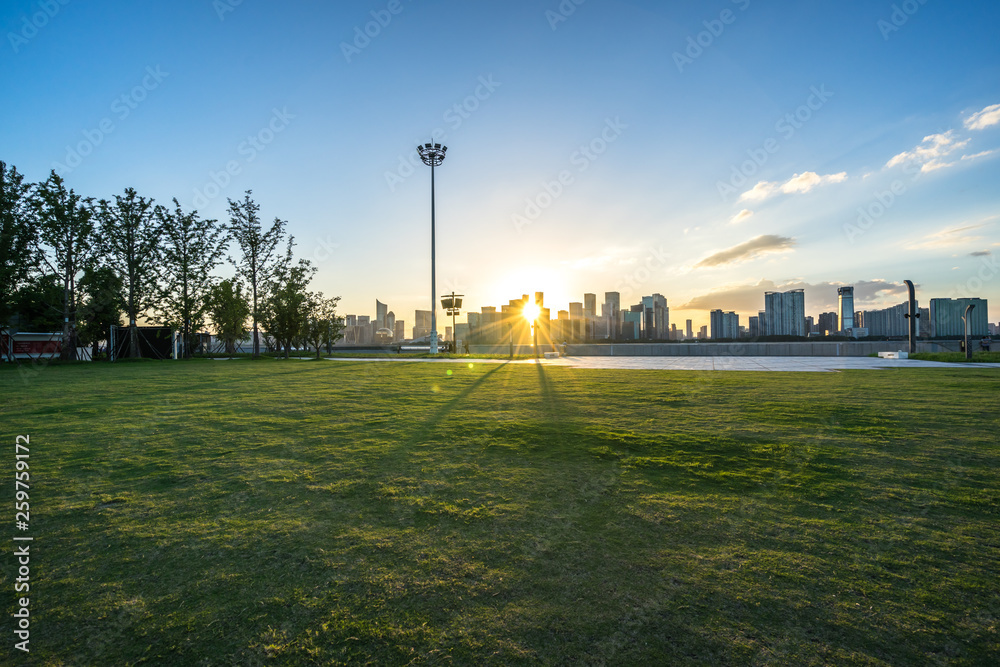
522,302,541,323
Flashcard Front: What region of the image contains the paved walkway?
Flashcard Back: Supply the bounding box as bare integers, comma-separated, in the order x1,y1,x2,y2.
322,356,1000,373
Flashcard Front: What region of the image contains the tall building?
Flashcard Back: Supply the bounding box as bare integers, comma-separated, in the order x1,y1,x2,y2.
710,310,739,339
413,310,431,340
838,286,855,331
764,289,805,336
818,311,838,335
748,315,760,338
603,292,621,340
685,319,693,340
638,294,668,339
375,300,387,329
929,298,989,337
394,320,405,342
385,311,396,338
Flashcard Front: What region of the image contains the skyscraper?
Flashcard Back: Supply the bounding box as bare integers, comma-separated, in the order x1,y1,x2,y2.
818,311,838,335
604,292,621,340
764,289,806,336
838,286,855,331
710,310,739,339
375,300,387,329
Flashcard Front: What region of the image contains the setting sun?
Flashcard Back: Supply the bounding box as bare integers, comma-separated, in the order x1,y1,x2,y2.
522,301,541,323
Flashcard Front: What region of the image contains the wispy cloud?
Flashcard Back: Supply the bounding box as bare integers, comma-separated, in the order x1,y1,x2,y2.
695,235,795,268
904,221,991,250
738,171,847,202
961,149,997,161
886,131,969,173
969,250,992,257
730,209,753,224
964,103,1000,130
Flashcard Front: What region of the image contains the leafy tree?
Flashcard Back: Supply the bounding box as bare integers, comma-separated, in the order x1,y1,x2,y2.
226,191,286,358
303,293,344,359
9,274,63,332
77,266,123,361
207,279,250,355
0,161,37,328
260,240,315,359
156,199,227,358
97,188,164,357
32,171,97,360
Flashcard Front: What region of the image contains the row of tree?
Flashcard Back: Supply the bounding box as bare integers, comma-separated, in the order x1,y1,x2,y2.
0,161,343,361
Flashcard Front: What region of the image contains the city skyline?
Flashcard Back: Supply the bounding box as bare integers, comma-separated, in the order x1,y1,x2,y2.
3,2,999,326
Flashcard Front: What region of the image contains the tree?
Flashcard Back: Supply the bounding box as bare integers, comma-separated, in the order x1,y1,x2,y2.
9,274,63,332
32,171,97,360
260,240,315,359
0,162,36,330
97,188,164,358
226,191,286,358
207,279,250,355
77,266,123,361
303,293,344,359
156,199,227,358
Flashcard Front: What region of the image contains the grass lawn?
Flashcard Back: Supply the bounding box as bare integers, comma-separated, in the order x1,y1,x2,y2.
2,359,998,665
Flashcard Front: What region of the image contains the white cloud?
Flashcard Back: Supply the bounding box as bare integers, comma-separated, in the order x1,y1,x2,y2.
904,221,991,251
730,209,754,224
738,171,847,202
964,103,1000,130
886,131,969,171
961,149,997,161
695,235,795,268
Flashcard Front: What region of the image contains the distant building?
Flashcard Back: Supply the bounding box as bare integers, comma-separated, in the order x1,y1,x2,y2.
748,315,760,338
857,302,914,338
838,286,855,331
710,309,739,339
375,300,387,329
413,310,431,340
698,325,708,340
603,292,621,340
394,320,405,341
818,311,838,335
685,319,693,340
385,311,396,338
805,315,816,334
764,289,805,336
929,298,989,337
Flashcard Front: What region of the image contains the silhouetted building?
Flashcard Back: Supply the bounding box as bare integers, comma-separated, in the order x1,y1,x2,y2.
818,311,838,335
376,300,387,329
929,298,989,337
603,292,621,340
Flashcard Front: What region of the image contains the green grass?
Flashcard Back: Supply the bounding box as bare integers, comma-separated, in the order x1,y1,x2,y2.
911,350,1000,363
2,360,998,665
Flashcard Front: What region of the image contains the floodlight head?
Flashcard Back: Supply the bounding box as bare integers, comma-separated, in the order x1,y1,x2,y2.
418,141,448,167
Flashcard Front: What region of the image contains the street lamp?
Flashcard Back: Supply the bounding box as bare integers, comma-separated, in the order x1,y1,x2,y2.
418,141,447,354
442,292,463,353
962,303,975,360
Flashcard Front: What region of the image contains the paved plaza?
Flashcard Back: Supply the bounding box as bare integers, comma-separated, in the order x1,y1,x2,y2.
323,356,1000,372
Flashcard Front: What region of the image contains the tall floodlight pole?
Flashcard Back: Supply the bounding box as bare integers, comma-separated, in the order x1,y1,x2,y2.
903,279,919,354
418,142,448,354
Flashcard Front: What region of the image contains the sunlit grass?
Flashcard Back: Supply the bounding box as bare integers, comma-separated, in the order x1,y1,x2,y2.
1,360,998,664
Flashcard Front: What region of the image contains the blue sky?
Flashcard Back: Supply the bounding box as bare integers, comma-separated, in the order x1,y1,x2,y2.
3,0,999,330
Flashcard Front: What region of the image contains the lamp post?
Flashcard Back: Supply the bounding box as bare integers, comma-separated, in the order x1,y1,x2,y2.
441,292,463,353
417,141,447,354
962,303,975,360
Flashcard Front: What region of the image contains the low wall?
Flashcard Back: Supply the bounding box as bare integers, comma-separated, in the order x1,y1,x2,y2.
469,341,960,357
